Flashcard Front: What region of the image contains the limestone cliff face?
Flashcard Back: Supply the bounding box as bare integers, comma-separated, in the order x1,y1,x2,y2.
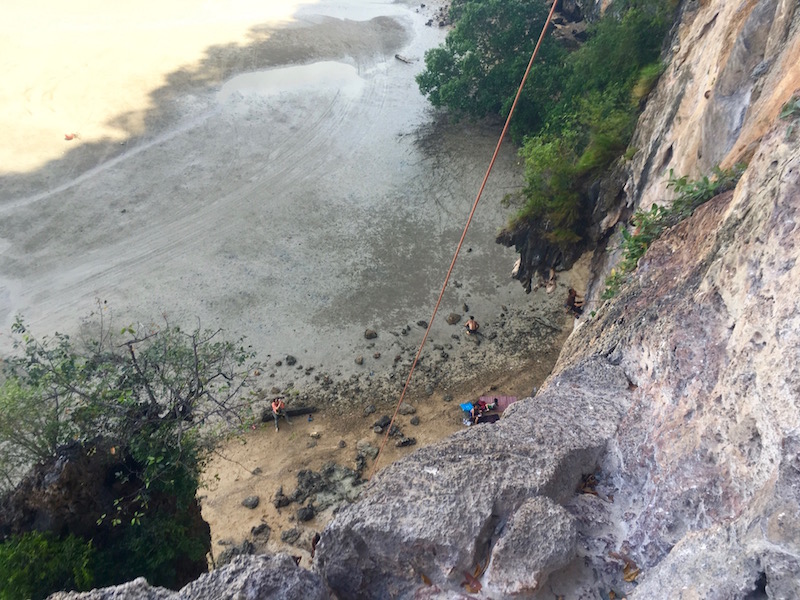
607,0,799,239
48,555,330,600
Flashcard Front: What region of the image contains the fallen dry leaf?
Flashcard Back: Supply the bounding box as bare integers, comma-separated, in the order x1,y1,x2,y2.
623,562,640,582
462,571,482,593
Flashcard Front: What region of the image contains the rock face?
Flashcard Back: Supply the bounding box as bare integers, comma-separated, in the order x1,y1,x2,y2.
316,115,800,597
315,358,632,597
48,555,328,600
613,121,800,599
626,0,799,213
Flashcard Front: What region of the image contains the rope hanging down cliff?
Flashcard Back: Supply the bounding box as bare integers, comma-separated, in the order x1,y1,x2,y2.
369,0,560,479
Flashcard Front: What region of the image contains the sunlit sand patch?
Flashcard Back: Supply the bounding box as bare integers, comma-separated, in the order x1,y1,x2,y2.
0,0,315,175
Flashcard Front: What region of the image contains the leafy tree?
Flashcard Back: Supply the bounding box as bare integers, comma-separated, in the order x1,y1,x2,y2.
416,0,566,137
0,306,260,594
0,309,258,494
418,0,678,251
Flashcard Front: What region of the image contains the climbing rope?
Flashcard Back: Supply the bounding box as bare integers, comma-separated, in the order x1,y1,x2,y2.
368,0,559,479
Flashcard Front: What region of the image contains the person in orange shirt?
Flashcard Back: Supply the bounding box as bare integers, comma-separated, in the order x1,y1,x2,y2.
271,396,291,431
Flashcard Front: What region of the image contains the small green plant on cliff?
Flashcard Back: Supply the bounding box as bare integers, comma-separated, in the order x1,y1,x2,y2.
0,307,260,595
779,95,800,120
601,164,745,300
779,94,800,138
631,62,665,104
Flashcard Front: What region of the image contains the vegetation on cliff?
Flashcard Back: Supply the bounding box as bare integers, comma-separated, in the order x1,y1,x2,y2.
0,308,259,598
602,164,745,299
417,0,678,254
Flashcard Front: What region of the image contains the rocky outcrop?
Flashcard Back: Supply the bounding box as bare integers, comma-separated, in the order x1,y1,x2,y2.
315,357,633,597
49,554,329,600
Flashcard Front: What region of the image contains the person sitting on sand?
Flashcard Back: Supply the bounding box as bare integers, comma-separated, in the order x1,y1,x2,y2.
470,399,488,423
271,396,290,431
565,288,584,317
471,398,500,423
465,316,480,335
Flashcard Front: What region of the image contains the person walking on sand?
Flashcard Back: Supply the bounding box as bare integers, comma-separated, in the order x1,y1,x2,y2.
465,315,480,336
271,396,290,431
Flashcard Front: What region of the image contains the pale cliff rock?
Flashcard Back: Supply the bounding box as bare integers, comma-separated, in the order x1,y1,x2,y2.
626,0,799,213
315,358,631,597
49,554,328,600
483,497,577,596
590,0,799,299
554,115,799,599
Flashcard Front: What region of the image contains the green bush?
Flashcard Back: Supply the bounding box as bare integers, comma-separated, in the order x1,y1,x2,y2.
416,0,566,137
665,164,745,221
514,2,673,245
601,164,745,299
92,496,208,590
418,0,676,248
0,532,94,600
516,133,583,242
0,310,259,594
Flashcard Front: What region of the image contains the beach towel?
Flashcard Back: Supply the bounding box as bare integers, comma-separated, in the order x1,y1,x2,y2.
478,396,518,412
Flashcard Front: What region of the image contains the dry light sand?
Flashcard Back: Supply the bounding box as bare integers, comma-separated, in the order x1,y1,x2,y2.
1,0,585,562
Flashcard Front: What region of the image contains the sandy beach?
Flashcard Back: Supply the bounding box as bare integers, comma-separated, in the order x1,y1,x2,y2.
1,0,582,561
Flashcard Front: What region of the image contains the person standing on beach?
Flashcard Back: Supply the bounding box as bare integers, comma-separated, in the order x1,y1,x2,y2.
271,396,290,431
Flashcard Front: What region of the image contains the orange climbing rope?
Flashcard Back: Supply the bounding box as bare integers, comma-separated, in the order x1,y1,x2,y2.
368,0,559,479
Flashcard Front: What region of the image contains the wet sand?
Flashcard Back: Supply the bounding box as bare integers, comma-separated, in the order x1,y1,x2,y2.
1,0,533,387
